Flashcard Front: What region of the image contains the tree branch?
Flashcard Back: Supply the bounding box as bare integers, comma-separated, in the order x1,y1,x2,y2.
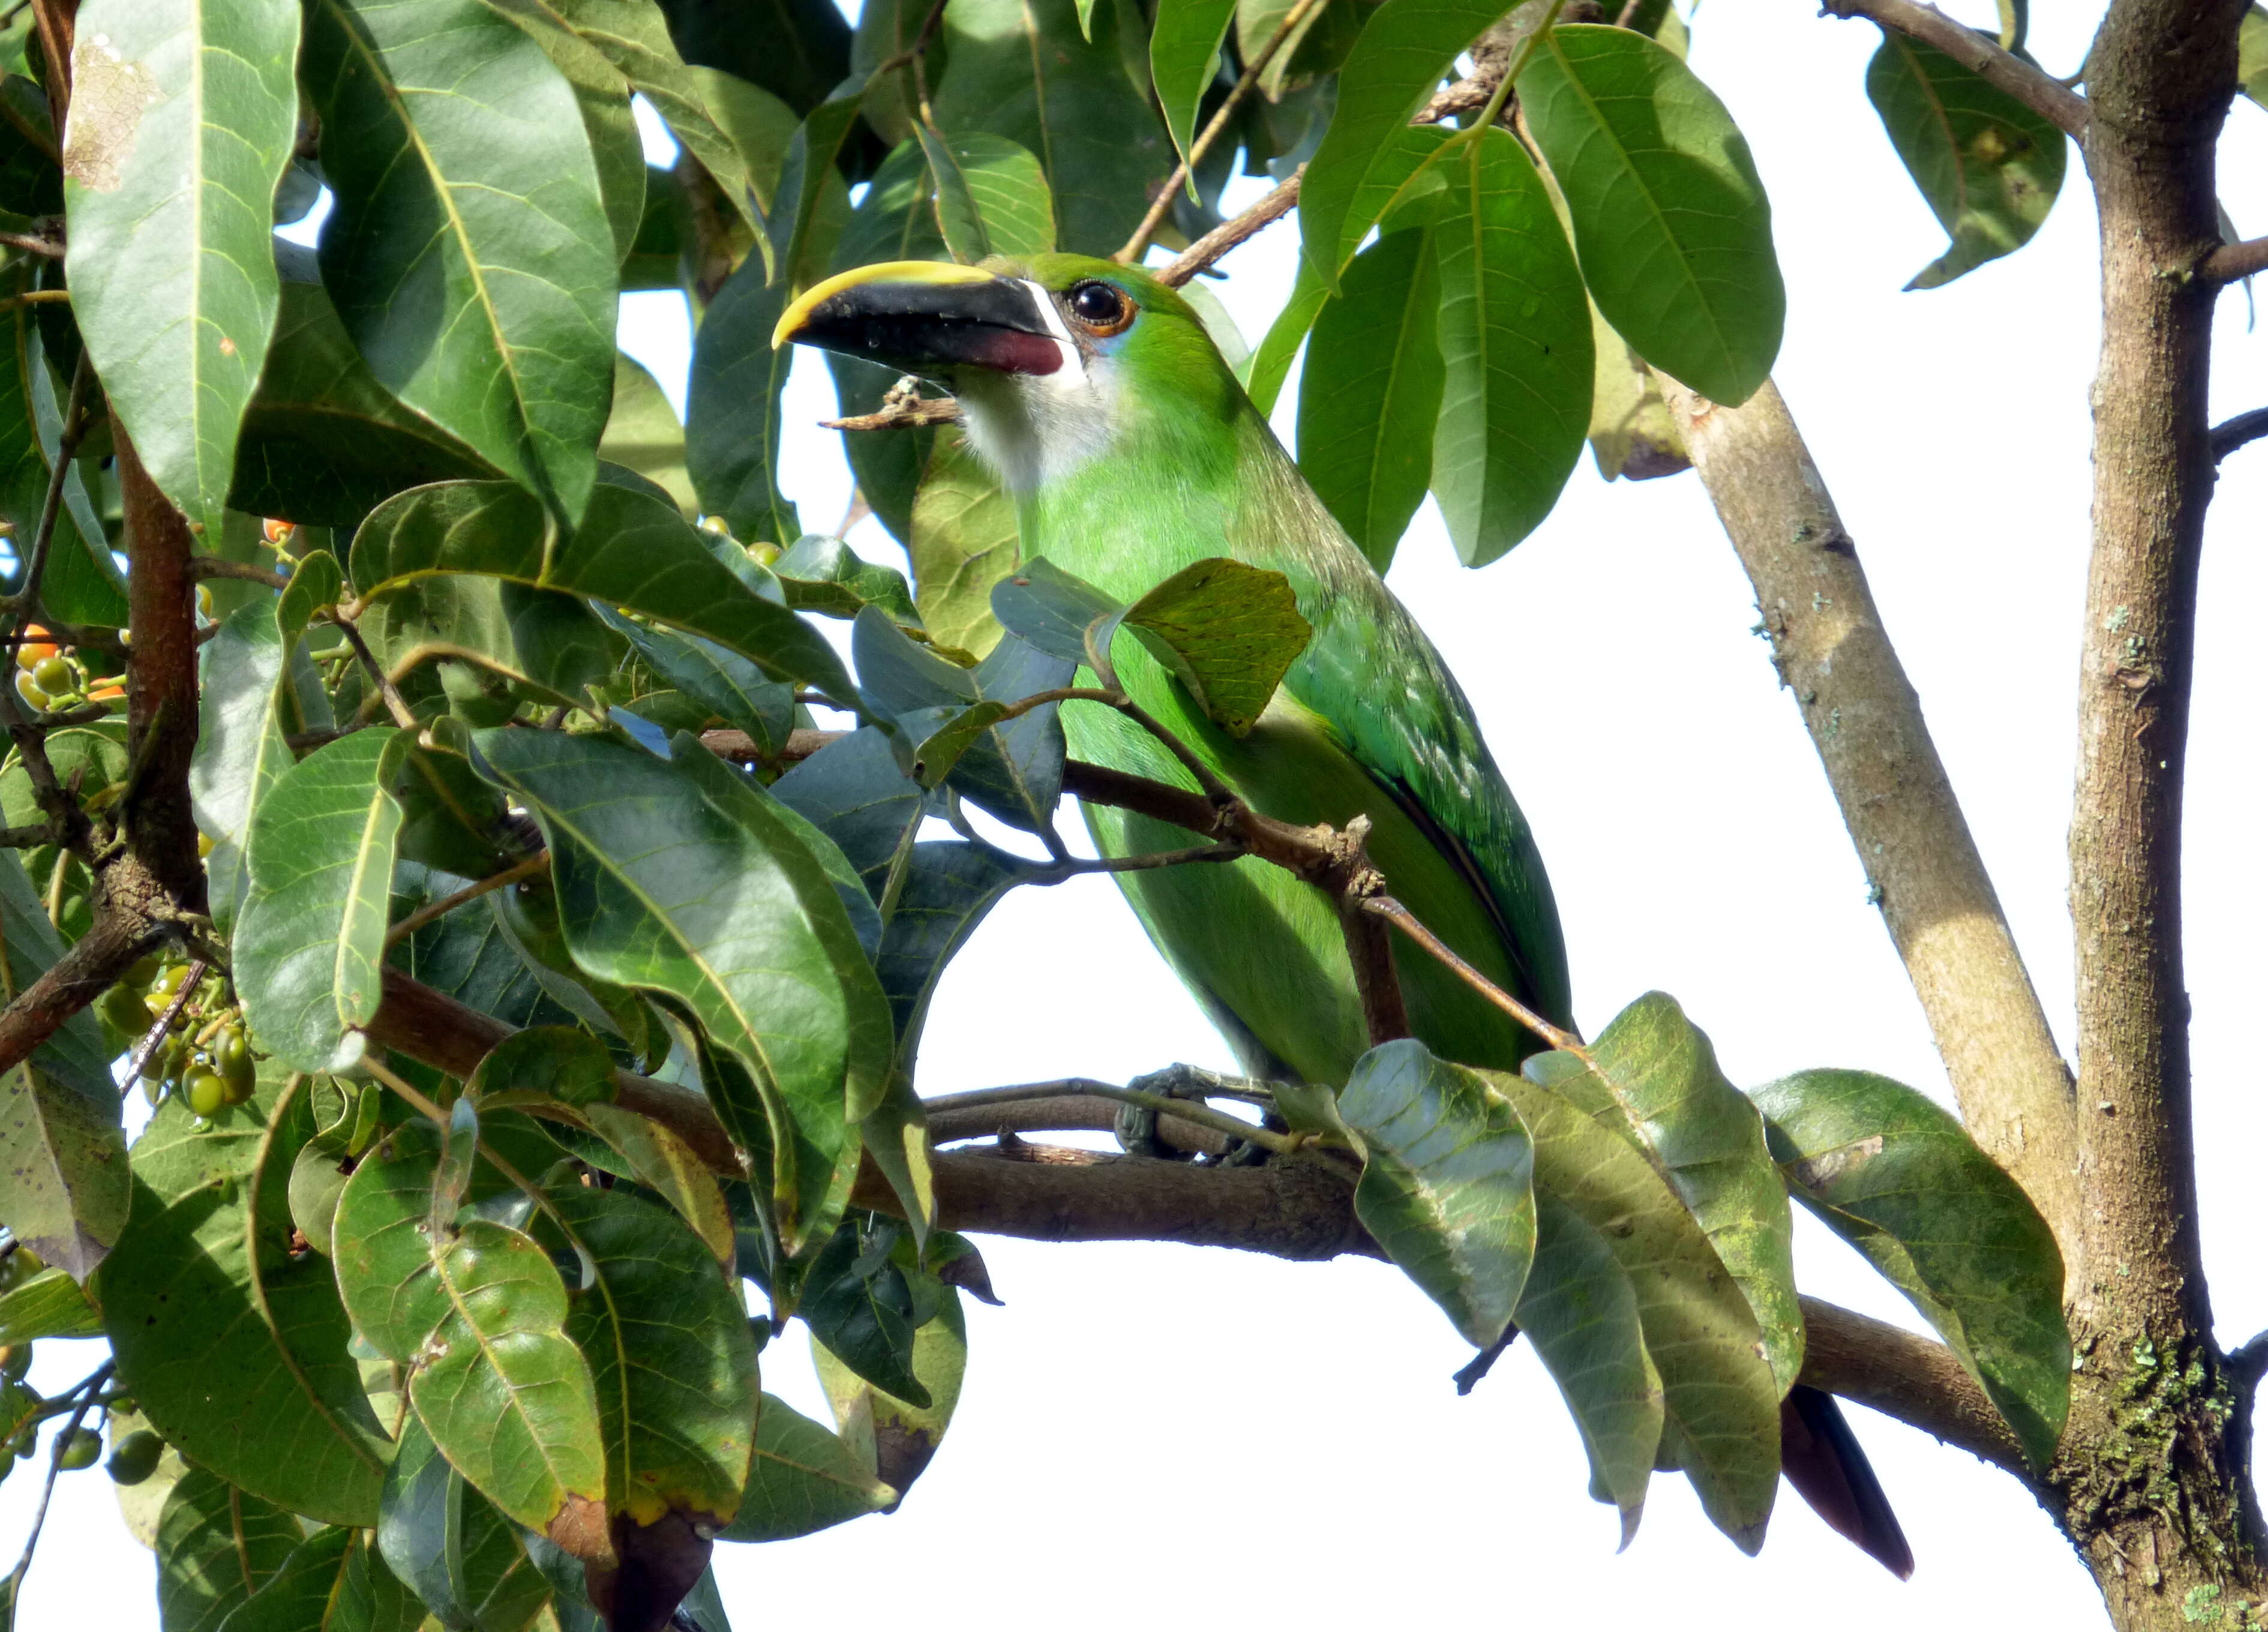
116,430,207,916
1654,373,2078,1247
2210,406,2268,462
1816,0,2090,137
2201,235,2268,286
1797,1297,2031,1481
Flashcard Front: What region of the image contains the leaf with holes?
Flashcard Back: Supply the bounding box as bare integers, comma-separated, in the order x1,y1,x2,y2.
1752,1067,2069,1468
63,0,300,541
1865,30,2067,290
301,0,616,526
1519,24,1782,406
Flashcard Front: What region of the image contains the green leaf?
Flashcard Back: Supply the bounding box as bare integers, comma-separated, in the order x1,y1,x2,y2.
1151,0,1238,195
349,477,862,703
190,602,292,937
601,352,697,519
832,138,949,272
1296,0,1505,289
764,91,863,288
1585,295,1688,482
231,271,505,528
538,1180,761,1526
481,0,650,263
1514,1192,1663,1544
1244,254,1330,416
1111,557,1312,737
1496,1055,1780,1551
302,0,617,526
908,428,1019,659
812,1280,967,1501
1429,125,1593,565
61,0,299,542
542,0,764,233
658,0,850,118
235,728,412,1073
0,77,58,217
580,1102,737,1264
104,1075,394,1526
1339,1042,1537,1350
686,253,801,547
988,556,1121,665
827,355,934,548
470,730,893,1255
1751,1067,2070,1468
1519,24,1783,406
215,1526,422,1632
943,131,1056,257
915,123,991,263
0,849,127,1279
1531,993,1802,1395
1864,31,2067,290
719,1392,893,1541
0,1262,100,1339
874,842,1034,1051
331,1121,609,1543
0,281,127,628
466,1025,617,1113
1297,227,1443,572
155,1469,302,1632
773,534,923,626
932,0,1170,255
2243,4,2268,110
799,1216,929,1404
598,607,795,752
377,1411,553,1632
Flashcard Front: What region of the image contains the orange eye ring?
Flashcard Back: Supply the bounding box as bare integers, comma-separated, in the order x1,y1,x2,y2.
1064,279,1136,337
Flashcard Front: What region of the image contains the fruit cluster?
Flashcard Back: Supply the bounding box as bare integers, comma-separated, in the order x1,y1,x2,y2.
12,626,122,715
100,959,257,1118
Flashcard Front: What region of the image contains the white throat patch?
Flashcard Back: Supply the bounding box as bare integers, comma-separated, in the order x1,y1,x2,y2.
953,279,1118,494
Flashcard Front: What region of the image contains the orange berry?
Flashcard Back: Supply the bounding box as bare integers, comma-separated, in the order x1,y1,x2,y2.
262,518,296,545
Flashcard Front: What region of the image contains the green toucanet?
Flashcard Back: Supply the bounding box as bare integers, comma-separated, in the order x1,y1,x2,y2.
776,253,1911,1577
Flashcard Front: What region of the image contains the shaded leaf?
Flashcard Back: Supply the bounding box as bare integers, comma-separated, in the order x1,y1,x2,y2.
1864,30,2066,290
1298,227,1442,571
717,1392,892,1541
1519,24,1782,406
377,1412,552,1632
302,0,617,526
812,1282,966,1502
1152,0,1239,193
1339,1041,1535,1349
235,728,411,1073
467,1025,618,1112
909,427,1018,658
484,0,650,262
773,535,922,626
597,607,795,753
214,1526,421,1632
155,1469,301,1632
1244,254,1330,416
0,279,127,627
799,1216,928,1403
1297,0,1504,288
1540,992,1802,1394
0,1262,100,1339
600,352,697,518
873,841,1036,1047
2244,4,2268,110
1429,127,1591,566
104,1075,394,1526
686,253,800,547
581,1102,736,1264
63,0,300,541
655,0,849,118
1751,1067,2069,1468
1586,296,1689,481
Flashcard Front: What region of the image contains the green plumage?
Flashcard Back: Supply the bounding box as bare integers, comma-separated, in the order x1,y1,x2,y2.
981,254,1568,1084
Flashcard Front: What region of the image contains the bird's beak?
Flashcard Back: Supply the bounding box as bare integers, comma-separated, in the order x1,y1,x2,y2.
771,260,1067,379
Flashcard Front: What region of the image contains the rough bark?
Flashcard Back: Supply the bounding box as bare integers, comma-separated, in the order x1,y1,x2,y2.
1656,374,2080,1250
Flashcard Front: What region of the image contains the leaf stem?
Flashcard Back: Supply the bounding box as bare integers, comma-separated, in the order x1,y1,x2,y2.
385,852,550,948
1363,896,1583,1053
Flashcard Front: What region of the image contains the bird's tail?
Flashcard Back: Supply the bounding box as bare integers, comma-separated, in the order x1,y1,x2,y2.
1778,1384,1915,1579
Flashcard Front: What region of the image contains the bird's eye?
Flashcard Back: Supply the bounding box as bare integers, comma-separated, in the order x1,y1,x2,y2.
1066,280,1134,335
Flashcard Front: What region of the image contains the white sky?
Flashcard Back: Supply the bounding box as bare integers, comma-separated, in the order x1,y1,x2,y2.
11,4,2267,1628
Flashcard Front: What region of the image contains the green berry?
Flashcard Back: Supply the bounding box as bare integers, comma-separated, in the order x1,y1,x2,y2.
217,1028,255,1102
105,1430,162,1486
99,985,146,1038
184,1068,230,1119
124,956,159,989
30,656,72,697
54,1428,100,1471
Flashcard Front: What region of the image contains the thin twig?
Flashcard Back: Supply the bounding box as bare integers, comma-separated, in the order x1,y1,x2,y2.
327,614,420,730
821,397,964,433
0,231,59,260
1364,896,1582,1052
385,852,549,947
1157,169,1304,287
870,0,951,79
125,959,205,1085
187,557,291,590
0,289,67,314
1117,0,1331,263
1816,0,2089,137
2211,406,2268,463
1025,841,1246,880
1,1358,112,1609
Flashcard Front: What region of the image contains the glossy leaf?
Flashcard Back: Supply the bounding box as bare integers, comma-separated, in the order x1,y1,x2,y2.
1339,1042,1536,1349
1322,122,1457,278
191,601,292,936
932,0,1169,254
1298,227,1442,572
155,1469,302,1632
600,607,794,753
1152,0,1238,193
539,1180,761,1526
686,253,800,546
105,1075,394,1526
235,728,411,1073
1429,127,1592,566
302,0,617,526
1865,31,2067,290
719,1392,894,1541
988,556,1121,664
1541,993,1803,1394
62,0,300,541
909,428,1019,658
349,478,861,702
1520,24,1782,406
470,730,893,1255
379,1407,554,1632
799,1217,929,1403
944,131,1055,257
581,1102,736,1264
1498,1056,1780,1551
873,841,1036,1046
814,1284,967,1501
0,848,126,1278
1752,1067,2070,1468
769,727,926,911
483,0,648,262
331,1122,609,1544
1297,0,1505,289
772,535,923,626
1514,1192,1663,1543
231,270,504,527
